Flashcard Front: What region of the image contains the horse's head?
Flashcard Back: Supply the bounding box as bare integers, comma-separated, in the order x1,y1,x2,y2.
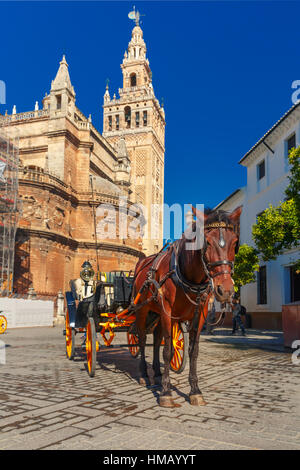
191,206,242,303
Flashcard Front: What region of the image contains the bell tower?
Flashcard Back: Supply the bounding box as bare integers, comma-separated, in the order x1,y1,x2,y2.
102,11,165,256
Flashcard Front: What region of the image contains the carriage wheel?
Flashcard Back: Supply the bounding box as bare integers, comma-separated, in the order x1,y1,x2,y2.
86,317,96,377
0,315,7,334
170,322,188,373
127,326,140,358
65,310,75,360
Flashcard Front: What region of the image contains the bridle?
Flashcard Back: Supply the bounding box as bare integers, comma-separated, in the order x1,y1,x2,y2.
171,220,238,298
161,220,239,328
201,221,238,284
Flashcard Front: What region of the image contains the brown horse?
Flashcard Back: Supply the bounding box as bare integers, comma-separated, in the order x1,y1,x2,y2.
132,206,242,408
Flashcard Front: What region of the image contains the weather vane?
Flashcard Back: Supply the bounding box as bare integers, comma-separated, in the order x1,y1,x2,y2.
128,6,145,26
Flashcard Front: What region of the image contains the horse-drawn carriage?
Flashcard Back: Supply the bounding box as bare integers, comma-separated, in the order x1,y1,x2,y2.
64,261,188,378
64,205,242,408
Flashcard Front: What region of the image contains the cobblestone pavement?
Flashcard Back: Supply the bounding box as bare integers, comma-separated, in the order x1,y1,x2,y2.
0,326,299,450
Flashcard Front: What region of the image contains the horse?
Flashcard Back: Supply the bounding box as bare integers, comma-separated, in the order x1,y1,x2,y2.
132,205,242,408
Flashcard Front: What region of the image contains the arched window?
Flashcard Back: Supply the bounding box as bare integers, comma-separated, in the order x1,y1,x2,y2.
130,73,137,87
124,106,131,128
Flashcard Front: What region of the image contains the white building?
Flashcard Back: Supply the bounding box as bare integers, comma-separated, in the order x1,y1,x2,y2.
216,101,300,330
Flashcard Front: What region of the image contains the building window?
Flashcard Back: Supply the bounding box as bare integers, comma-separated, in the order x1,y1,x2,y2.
108,116,112,131
124,106,131,128
56,95,61,110
135,111,140,127
257,266,267,305
257,160,265,180
130,73,137,87
143,110,147,126
116,115,119,131
290,266,300,302
287,134,296,156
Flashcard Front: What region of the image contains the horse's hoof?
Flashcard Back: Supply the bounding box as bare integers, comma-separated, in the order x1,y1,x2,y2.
159,395,181,408
190,394,207,406
139,377,149,386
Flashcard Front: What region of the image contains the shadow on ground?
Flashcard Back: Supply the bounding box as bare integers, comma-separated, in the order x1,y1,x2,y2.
201,328,288,353
74,343,191,405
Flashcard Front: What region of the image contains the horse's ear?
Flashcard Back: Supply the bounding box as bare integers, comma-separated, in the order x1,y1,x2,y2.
191,205,207,223
229,206,242,224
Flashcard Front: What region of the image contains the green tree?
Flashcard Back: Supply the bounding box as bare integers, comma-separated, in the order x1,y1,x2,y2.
285,145,300,213
252,146,300,272
233,244,259,293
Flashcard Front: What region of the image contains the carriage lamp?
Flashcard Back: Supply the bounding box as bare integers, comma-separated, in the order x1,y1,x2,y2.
80,261,95,282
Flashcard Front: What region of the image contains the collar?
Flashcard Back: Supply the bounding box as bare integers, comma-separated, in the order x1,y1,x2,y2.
170,249,210,295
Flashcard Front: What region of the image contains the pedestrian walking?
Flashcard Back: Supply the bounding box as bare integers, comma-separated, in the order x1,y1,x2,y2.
231,297,246,336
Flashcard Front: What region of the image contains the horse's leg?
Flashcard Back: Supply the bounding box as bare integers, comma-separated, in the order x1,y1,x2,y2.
158,314,179,408
152,321,163,385
188,302,208,406
136,306,150,386
188,328,206,405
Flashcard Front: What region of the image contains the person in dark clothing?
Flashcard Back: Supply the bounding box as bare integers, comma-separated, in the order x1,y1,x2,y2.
206,296,216,335
231,298,246,336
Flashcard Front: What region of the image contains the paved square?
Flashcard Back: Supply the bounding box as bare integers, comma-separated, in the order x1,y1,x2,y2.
0,325,299,450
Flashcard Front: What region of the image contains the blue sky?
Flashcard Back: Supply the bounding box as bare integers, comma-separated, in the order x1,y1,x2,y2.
1,1,299,215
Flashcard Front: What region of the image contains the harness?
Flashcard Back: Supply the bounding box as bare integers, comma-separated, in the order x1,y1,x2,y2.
168,221,238,329
170,221,236,293
170,245,210,295
129,220,238,330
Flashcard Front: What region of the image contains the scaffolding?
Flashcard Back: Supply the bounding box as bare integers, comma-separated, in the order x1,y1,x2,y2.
0,127,19,296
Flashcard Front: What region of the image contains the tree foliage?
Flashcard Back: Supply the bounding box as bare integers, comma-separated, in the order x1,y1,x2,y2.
252,146,300,271
233,243,259,292
285,145,300,213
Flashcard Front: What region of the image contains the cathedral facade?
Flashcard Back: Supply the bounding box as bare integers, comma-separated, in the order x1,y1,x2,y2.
0,21,165,297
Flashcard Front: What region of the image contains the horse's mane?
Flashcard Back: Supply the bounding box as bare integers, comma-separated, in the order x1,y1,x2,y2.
204,208,232,226
182,208,232,242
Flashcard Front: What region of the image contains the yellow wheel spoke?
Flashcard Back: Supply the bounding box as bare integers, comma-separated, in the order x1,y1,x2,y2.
170,322,186,372
174,350,180,369
176,338,184,349
175,348,181,364
65,311,74,359
127,331,139,358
